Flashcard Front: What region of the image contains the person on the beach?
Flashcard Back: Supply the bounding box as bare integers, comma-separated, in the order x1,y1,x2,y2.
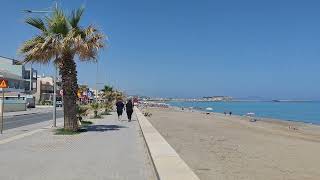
126,99,134,122
116,99,125,121
229,111,232,116
224,112,227,116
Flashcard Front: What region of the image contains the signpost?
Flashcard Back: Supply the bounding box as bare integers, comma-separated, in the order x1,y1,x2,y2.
0,79,8,134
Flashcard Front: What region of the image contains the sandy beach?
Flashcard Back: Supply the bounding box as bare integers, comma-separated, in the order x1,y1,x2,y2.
145,107,320,180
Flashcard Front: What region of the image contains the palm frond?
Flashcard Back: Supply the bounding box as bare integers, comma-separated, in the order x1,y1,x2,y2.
46,8,69,36
73,26,105,61
20,6,105,66
102,85,113,92
20,35,45,53
19,35,60,64
69,6,84,28
25,17,47,32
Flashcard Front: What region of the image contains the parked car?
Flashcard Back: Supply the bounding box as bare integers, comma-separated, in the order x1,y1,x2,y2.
56,100,63,107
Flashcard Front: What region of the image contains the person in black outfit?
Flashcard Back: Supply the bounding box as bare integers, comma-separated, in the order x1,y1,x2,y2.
126,99,134,122
116,99,124,121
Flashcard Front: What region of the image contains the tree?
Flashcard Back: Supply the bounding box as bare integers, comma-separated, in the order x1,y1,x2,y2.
102,85,113,92
76,104,89,121
20,7,105,131
90,103,100,118
101,85,115,112
115,91,125,100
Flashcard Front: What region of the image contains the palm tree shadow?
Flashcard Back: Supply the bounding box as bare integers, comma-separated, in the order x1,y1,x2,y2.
81,125,128,132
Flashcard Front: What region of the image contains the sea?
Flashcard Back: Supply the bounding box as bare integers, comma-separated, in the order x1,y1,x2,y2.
167,101,320,125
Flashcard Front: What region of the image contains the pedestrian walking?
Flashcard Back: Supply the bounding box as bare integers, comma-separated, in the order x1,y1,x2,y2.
229,111,232,116
116,99,124,121
126,99,134,122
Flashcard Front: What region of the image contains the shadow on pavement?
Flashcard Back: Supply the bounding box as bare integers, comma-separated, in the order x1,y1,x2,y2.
83,125,128,132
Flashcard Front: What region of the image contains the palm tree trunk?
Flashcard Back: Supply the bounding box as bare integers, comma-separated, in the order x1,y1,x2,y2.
59,54,78,131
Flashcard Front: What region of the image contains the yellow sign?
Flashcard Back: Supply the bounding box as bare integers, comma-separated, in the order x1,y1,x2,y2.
0,79,8,88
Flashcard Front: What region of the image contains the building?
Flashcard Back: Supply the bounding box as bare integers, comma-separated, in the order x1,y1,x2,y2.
89,88,104,103
0,56,37,94
78,84,91,104
35,75,61,104
0,56,26,93
0,56,39,111
23,67,37,94
202,96,233,101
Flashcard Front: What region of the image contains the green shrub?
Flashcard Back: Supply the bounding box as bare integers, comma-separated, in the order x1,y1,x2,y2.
76,105,89,121
90,103,101,118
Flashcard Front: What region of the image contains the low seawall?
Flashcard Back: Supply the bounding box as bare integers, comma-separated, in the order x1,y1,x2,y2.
135,107,200,180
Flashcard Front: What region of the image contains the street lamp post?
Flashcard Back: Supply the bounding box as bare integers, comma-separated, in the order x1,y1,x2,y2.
23,5,58,127
53,64,57,127
29,64,32,94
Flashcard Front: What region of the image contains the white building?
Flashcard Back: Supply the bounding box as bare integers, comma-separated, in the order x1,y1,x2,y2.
35,76,62,104
0,56,38,111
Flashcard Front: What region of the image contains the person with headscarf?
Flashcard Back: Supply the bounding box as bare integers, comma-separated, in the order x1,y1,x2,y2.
126,99,134,122
116,99,124,121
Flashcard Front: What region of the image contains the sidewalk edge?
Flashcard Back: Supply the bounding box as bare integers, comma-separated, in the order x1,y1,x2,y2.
4,112,39,118
135,107,200,180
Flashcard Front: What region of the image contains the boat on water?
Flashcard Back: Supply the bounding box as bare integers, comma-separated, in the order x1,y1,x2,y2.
206,107,213,111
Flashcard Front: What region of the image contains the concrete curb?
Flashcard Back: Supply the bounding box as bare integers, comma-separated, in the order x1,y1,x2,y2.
135,107,200,180
4,112,39,118
3,108,57,118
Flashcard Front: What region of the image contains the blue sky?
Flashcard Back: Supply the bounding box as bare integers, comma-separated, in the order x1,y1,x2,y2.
0,0,320,99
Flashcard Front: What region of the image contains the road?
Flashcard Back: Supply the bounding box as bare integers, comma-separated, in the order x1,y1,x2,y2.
2,110,64,130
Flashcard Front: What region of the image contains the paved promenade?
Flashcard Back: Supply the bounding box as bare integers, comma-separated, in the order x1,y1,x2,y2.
0,112,156,180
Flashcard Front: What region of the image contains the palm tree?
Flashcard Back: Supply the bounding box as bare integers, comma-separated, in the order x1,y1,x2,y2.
115,91,125,100
20,7,105,131
90,103,100,118
101,85,115,112
76,104,89,121
101,85,114,101
102,85,113,93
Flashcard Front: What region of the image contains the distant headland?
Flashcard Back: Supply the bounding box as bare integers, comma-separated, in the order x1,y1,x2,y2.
134,96,317,102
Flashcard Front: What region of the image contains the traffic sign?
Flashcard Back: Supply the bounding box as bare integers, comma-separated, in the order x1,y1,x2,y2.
0,79,8,88
0,81,5,134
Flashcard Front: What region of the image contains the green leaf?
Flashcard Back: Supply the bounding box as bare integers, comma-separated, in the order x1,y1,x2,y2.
69,6,85,28
25,17,47,32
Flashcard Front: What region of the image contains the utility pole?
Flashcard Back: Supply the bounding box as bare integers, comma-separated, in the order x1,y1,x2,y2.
29,64,32,94
95,61,98,103
23,2,58,127
53,64,57,127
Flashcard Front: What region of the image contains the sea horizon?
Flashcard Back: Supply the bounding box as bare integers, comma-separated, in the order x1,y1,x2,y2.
166,101,320,125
